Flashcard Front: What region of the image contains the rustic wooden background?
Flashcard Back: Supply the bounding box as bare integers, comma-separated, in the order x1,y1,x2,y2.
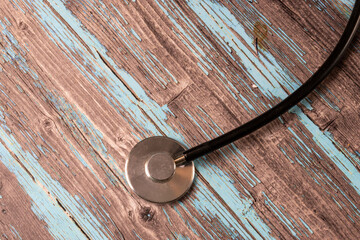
0,0,359,239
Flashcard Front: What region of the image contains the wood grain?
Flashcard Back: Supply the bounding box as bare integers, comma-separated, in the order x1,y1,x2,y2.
0,0,359,239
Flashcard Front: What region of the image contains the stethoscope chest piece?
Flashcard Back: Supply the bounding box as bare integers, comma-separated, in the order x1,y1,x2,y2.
125,136,195,203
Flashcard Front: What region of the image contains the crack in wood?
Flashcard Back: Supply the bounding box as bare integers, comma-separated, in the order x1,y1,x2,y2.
96,50,142,102
320,117,338,131
55,198,91,240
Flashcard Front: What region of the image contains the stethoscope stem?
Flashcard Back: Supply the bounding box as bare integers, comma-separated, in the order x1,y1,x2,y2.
174,155,186,166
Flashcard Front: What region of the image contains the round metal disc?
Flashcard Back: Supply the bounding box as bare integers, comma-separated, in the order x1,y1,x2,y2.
125,136,195,203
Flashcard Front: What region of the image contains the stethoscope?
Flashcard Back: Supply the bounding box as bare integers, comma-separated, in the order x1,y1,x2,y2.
125,2,360,203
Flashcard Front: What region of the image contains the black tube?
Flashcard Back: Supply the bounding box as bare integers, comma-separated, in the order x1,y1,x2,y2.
183,1,360,162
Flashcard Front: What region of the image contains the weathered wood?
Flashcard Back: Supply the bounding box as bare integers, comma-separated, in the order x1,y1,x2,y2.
0,0,359,239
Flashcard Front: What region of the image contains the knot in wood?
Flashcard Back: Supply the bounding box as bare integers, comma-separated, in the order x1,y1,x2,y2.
18,21,28,31
42,118,54,132
139,206,155,222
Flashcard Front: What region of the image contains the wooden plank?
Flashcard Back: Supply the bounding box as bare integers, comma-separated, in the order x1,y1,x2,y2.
0,0,359,239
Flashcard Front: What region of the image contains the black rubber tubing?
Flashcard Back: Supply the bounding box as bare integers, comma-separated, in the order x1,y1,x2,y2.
183,1,360,162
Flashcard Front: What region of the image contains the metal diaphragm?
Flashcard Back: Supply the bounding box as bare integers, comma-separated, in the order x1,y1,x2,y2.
125,136,195,203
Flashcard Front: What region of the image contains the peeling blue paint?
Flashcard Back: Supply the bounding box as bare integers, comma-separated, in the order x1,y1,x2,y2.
0,0,359,239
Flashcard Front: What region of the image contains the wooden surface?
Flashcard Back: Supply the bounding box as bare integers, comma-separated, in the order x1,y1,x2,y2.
0,0,359,239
